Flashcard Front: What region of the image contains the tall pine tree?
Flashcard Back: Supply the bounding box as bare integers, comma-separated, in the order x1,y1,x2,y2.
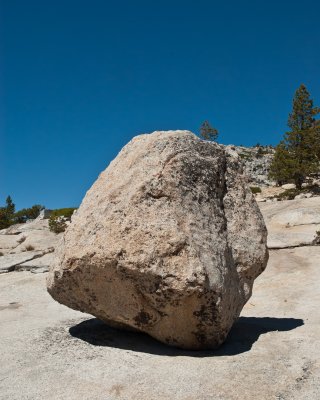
5,196,15,217
0,196,15,230
269,84,320,188
269,141,293,185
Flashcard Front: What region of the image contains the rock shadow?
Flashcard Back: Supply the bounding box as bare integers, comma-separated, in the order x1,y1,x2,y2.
69,316,304,357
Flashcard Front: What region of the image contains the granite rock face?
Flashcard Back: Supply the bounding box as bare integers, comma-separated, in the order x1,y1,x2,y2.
0,218,61,273
259,197,320,249
47,130,268,349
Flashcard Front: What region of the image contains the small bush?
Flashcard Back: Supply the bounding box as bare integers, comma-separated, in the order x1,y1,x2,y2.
239,153,252,161
0,252,4,256
256,148,264,158
49,216,68,234
14,204,45,223
25,245,34,251
48,207,76,234
274,185,320,201
250,187,262,194
50,208,76,219
276,188,300,200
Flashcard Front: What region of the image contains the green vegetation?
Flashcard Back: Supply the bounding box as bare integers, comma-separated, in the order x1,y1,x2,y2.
0,196,44,229
0,208,10,230
273,185,320,201
49,217,67,234
256,147,271,157
5,196,15,217
14,205,44,223
199,120,219,142
256,147,264,158
0,196,16,229
269,84,320,188
239,152,252,161
0,196,77,235
250,186,262,194
49,208,77,234
50,208,76,219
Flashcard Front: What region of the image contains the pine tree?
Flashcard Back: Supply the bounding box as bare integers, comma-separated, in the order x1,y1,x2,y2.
0,208,10,230
5,196,15,217
269,141,293,185
0,196,16,229
269,84,320,188
199,120,219,142
315,121,320,161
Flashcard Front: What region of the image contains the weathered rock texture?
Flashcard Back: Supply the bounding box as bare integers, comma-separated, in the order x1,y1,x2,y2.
259,197,320,248
0,218,61,273
47,130,268,349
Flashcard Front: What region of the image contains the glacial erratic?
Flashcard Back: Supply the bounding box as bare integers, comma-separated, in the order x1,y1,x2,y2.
47,130,268,349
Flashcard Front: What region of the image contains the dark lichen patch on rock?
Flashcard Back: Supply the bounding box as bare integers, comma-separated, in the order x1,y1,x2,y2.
133,310,153,326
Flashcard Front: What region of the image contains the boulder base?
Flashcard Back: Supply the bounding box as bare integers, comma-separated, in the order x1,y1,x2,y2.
47,130,268,349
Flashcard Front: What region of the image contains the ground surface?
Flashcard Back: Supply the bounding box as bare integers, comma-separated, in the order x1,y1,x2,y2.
1,244,319,400
259,197,320,248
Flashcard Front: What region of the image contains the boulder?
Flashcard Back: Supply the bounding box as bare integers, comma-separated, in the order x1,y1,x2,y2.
47,130,268,350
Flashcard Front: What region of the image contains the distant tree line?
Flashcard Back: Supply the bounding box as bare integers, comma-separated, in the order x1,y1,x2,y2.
0,196,44,230
269,84,320,188
0,196,77,234
199,85,320,189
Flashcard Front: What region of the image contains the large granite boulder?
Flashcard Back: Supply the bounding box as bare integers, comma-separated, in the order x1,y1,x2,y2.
47,130,268,349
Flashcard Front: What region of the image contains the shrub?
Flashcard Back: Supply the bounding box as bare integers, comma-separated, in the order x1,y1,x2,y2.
25,245,35,251
256,147,264,158
0,252,4,256
276,188,301,200
14,205,45,223
49,216,68,234
274,185,320,201
239,153,252,161
48,208,76,234
0,208,10,230
50,208,76,219
199,120,219,142
250,187,262,194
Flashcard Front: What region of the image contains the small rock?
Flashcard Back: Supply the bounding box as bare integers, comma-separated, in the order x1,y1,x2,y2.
282,183,296,190
295,194,308,200
30,267,49,274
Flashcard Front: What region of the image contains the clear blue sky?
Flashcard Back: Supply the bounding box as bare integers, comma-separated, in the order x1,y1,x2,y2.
1,0,319,209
